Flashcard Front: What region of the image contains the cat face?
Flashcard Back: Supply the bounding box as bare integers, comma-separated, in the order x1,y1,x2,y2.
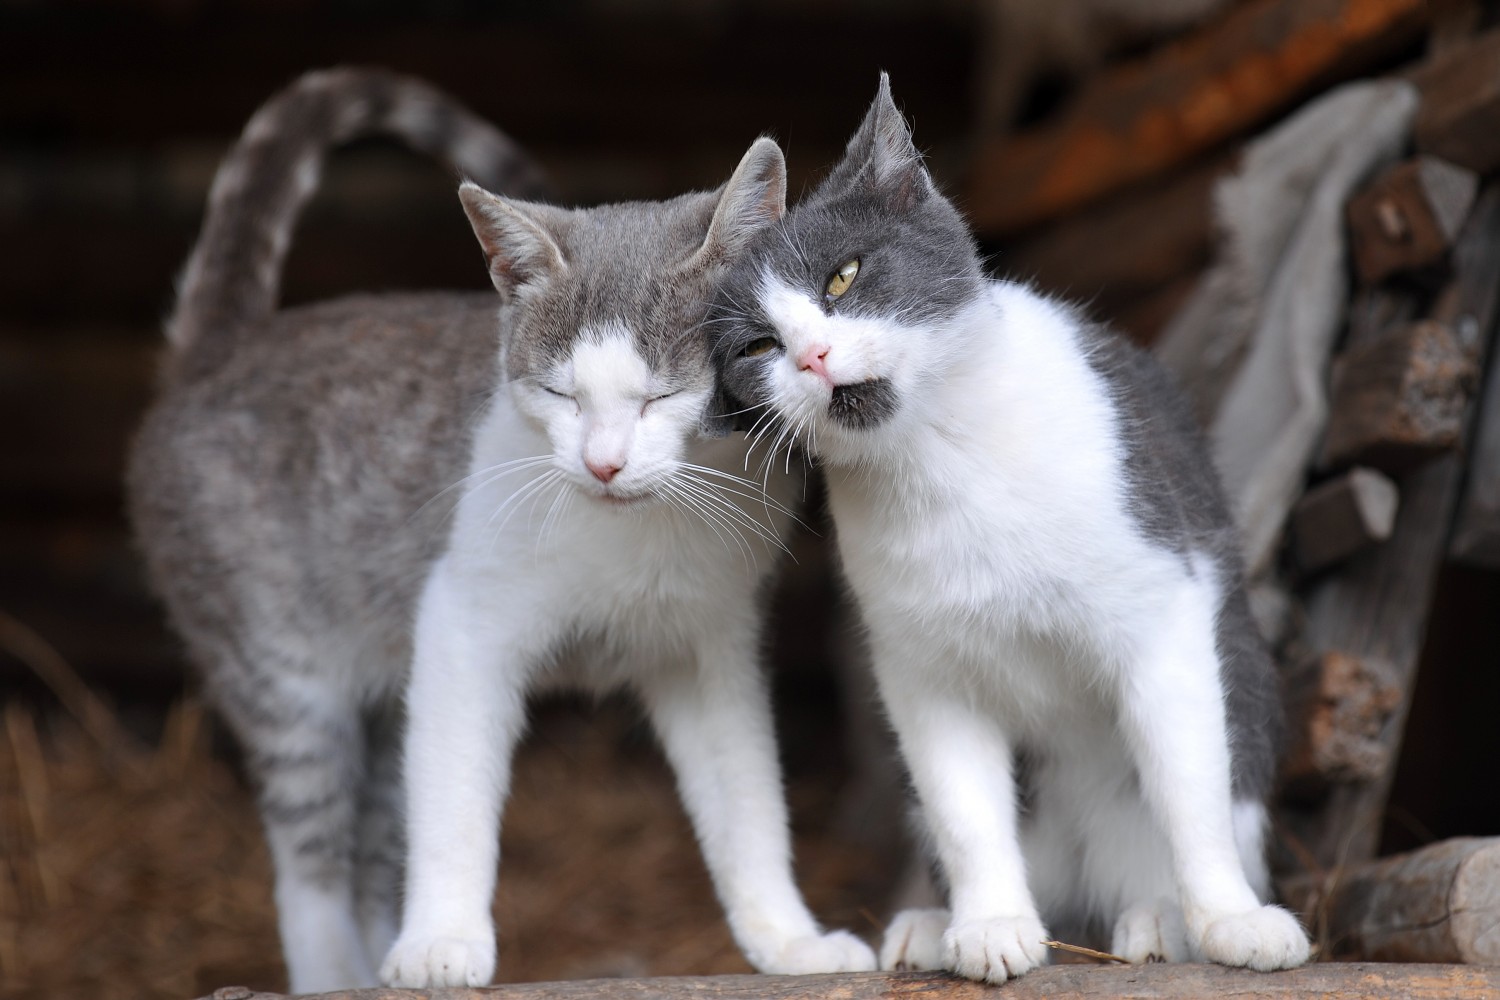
709,77,985,463
461,139,786,504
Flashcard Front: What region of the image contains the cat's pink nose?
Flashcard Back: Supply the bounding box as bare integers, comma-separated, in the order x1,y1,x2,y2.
798,345,832,382
587,459,623,483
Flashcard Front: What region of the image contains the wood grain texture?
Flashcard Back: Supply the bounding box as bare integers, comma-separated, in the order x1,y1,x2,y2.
194,964,1500,1000
1346,157,1477,285
1285,187,1500,869
1290,468,1400,575
1283,837,1500,963
963,0,1431,236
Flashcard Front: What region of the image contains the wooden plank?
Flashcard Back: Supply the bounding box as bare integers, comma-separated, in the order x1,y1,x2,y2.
1282,837,1500,963
1411,28,1500,174
963,0,1432,237
1284,186,1500,870
1346,156,1477,285
1280,651,1404,800
196,964,1500,1000
1317,320,1479,476
1290,468,1400,575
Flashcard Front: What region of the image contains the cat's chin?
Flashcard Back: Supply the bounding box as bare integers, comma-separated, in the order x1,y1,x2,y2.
588,488,656,510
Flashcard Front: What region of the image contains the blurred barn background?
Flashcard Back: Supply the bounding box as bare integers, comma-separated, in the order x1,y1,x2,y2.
6,1,1500,997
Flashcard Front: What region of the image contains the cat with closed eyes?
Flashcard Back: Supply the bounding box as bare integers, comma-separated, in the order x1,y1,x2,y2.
706,76,1312,982
382,132,877,990
130,68,873,993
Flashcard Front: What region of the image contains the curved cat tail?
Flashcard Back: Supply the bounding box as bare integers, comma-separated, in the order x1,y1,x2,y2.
165,66,550,355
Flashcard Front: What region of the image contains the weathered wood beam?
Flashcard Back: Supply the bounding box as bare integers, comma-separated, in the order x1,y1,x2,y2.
1280,651,1404,800
1290,468,1400,575
196,964,1500,1000
1317,319,1479,476
1449,326,1500,567
1283,186,1500,870
1411,28,1500,174
1282,837,1500,963
964,0,1432,237
1345,156,1478,285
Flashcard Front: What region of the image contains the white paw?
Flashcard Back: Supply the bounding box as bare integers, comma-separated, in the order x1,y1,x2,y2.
1111,899,1191,964
380,930,496,988
758,930,877,974
879,907,950,971
942,915,1050,984
1197,905,1310,971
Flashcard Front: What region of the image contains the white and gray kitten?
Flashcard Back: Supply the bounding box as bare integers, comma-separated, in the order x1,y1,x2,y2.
707,76,1311,982
130,69,873,993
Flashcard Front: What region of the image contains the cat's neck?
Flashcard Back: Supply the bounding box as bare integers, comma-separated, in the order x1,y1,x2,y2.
825,280,1116,508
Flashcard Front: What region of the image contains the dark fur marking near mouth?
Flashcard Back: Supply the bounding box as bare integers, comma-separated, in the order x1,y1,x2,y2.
828,377,899,428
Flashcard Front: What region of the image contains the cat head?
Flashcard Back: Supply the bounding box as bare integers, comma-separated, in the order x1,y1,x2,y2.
708,76,985,463
459,137,786,505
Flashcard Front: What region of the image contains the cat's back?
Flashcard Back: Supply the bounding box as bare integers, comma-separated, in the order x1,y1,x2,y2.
129,291,501,658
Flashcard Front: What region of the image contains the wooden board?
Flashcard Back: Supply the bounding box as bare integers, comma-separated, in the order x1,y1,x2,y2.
1282,186,1500,870
195,964,1500,1000
1283,837,1500,963
963,0,1432,237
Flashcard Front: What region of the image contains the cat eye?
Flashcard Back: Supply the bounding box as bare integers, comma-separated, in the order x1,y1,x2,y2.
741,337,781,358
824,259,860,301
542,386,573,400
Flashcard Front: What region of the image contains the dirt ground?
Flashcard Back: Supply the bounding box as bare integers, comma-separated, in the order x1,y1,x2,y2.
0,687,895,1000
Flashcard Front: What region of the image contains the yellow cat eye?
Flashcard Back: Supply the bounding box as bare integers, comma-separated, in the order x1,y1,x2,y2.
742,337,781,358
825,259,860,300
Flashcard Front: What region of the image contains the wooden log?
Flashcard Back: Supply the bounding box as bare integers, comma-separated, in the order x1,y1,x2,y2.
1282,837,1500,963
195,964,1500,1000
1345,156,1478,285
1411,28,1500,174
1449,314,1500,567
1290,468,1400,574
1280,651,1404,800
963,0,1432,237
1317,319,1479,476
1283,186,1500,870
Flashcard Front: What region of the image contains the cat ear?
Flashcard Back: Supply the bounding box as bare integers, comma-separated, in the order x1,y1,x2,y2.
691,137,787,267
828,72,933,210
458,182,566,301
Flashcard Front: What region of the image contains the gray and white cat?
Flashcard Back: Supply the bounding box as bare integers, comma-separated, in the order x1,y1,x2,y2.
129,68,873,993
707,76,1312,982
381,135,876,989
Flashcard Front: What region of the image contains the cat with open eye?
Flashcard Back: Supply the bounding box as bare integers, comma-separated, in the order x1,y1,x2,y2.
707,74,1312,984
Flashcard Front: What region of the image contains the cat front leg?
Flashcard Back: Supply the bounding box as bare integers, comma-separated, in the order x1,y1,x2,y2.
1114,575,1310,971
636,616,876,974
872,647,1050,984
381,559,539,988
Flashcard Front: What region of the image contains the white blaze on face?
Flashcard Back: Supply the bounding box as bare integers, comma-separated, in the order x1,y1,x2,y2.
571,328,652,482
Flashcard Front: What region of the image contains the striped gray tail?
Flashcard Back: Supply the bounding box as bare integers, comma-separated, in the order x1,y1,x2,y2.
166,66,549,357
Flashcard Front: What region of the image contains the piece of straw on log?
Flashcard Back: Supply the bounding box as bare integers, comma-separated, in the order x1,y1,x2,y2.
1282,837,1500,963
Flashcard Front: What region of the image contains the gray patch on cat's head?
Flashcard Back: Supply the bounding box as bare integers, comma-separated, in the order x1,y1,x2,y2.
461,137,787,436
709,75,985,427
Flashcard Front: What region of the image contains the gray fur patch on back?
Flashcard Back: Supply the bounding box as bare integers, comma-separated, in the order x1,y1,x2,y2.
1076,323,1281,801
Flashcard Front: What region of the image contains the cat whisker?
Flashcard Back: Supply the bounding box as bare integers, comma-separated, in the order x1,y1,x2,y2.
673,474,791,555
411,454,555,525
484,469,564,548
660,479,754,569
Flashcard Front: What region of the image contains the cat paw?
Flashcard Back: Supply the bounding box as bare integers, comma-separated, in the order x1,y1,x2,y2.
1111,899,1191,964
1197,905,1310,971
379,931,496,988
757,930,877,974
879,907,950,971
942,915,1050,983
